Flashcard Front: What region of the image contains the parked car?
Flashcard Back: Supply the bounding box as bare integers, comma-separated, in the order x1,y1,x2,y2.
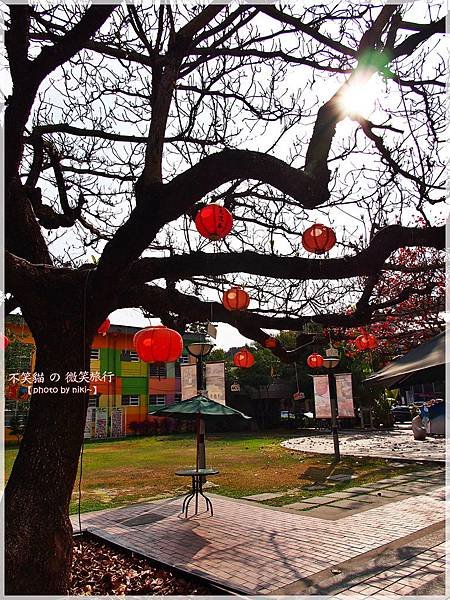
280,411,296,419
390,405,412,423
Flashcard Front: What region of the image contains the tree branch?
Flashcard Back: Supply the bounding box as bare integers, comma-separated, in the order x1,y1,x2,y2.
142,4,224,184
125,225,445,285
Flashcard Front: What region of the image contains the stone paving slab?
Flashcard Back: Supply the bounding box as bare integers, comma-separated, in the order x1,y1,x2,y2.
327,499,375,510
242,492,285,501
296,496,338,506
367,489,408,498
282,430,446,462
72,475,446,595
323,491,364,499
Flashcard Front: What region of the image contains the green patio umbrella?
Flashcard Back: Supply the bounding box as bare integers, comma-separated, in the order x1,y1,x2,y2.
150,395,251,471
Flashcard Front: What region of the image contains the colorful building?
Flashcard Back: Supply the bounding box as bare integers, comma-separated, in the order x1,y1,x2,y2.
4,316,202,439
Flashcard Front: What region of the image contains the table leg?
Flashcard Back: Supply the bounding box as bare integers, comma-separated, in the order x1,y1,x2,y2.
194,475,199,515
198,477,214,516
182,491,194,515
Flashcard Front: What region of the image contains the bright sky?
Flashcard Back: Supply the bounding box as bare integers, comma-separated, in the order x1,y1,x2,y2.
109,308,251,350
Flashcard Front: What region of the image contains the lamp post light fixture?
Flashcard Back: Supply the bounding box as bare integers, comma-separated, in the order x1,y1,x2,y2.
186,342,214,395
322,345,341,461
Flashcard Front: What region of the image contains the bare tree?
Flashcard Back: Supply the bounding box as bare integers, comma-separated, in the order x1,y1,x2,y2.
3,2,446,594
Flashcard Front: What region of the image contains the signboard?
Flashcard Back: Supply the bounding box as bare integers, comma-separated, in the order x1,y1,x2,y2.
84,407,95,439
95,408,108,438
181,364,197,400
335,373,355,417
205,361,226,405
293,391,305,401
313,375,331,418
207,322,217,339
110,408,123,438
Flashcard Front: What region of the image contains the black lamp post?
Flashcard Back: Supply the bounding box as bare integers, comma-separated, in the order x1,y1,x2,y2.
322,345,341,461
186,342,214,474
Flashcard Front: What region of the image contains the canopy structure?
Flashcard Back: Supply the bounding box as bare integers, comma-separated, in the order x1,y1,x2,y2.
150,394,251,420
364,330,446,388
150,395,251,471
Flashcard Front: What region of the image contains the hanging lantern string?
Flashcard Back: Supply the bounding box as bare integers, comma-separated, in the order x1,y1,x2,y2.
294,361,300,394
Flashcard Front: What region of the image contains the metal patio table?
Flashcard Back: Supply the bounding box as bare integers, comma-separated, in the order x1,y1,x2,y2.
176,468,219,517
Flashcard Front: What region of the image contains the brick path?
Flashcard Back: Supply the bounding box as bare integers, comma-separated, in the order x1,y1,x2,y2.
72,470,446,595
333,542,446,598
283,429,446,462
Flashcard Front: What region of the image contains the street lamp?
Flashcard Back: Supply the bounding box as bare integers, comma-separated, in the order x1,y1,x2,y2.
322,345,341,461
186,342,214,474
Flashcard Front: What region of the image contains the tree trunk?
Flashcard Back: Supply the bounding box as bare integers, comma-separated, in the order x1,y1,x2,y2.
5,325,91,595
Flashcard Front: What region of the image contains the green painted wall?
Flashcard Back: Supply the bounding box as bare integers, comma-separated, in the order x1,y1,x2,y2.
122,376,148,395
100,348,121,375
167,362,175,378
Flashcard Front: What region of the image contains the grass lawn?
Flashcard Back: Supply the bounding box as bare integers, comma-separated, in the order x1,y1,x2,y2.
5,432,424,514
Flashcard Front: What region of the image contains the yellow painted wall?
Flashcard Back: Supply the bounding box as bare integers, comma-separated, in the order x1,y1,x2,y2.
97,394,117,409
120,361,148,377
90,359,101,372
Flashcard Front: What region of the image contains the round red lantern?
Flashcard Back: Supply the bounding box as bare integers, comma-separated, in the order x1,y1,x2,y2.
1,333,9,350
307,353,324,368
355,335,367,351
233,349,255,368
133,326,183,363
302,223,336,254
366,334,378,349
355,334,377,351
222,287,250,311
195,204,233,240
263,337,277,349
98,319,111,336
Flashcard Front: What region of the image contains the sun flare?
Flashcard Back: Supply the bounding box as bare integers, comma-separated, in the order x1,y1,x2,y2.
339,74,378,118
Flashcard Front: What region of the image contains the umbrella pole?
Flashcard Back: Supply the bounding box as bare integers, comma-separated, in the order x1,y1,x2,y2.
196,413,200,472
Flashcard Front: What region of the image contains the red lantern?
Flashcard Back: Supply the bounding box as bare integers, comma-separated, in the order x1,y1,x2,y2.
222,287,250,311
133,326,183,363
307,353,324,368
233,349,255,368
263,337,277,349
355,335,367,351
1,333,9,350
195,204,233,240
355,334,377,351
302,223,336,254
98,319,111,336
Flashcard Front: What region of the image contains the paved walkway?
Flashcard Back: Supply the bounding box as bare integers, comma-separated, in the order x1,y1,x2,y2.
333,541,446,598
283,429,446,462
242,468,444,520
72,467,446,595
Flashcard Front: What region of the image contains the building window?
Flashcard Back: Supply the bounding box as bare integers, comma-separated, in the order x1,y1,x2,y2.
88,397,99,408
122,395,139,406
149,363,167,378
179,355,189,364
90,348,100,360
149,395,166,408
174,393,182,403
121,350,140,362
